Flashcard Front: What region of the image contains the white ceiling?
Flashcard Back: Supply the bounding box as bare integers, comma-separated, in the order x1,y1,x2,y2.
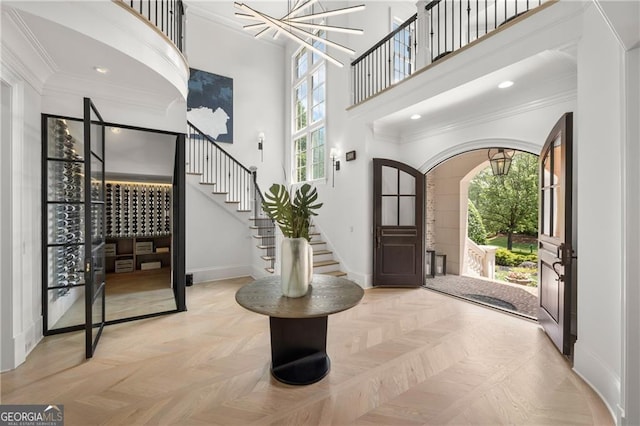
13,8,181,106
105,127,176,179
373,49,577,140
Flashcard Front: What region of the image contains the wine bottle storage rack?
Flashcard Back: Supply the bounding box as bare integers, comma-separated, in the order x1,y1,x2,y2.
106,182,171,238
47,118,85,298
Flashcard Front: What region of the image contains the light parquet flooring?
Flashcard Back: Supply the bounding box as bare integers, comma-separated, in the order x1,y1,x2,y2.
1,277,612,425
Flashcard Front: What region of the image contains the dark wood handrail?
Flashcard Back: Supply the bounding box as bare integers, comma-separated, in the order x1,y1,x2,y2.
187,121,252,175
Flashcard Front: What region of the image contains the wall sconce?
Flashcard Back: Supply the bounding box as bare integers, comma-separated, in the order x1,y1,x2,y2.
488,148,514,176
258,132,265,162
330,147,340,188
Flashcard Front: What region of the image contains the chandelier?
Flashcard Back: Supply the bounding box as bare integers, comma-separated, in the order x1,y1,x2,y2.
234,0,365,67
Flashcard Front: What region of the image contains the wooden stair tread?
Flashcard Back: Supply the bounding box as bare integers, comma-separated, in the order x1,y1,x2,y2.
186,172,202,176
199,182,216,186
225,200,240,204
265,267,274,273
314,260,339,267
321,270,347,277
257,245,275,249
253,234,274,239
309,240,325,245
249,226,274,230
212,191,228,195
237,209,251,212
313,249,332,256
261,255,275,261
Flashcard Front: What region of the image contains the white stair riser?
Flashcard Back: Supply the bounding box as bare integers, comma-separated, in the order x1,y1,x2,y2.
313,252,334,263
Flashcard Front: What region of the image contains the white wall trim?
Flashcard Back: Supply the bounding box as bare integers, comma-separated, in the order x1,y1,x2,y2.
574,340,621,424
189,265,252,284
622,47,640,426
402,89,577,142
417,138,540,174
5,8,59,75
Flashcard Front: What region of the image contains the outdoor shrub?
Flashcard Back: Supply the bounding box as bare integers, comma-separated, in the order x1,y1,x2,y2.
467,200,487,245
495,248,538,266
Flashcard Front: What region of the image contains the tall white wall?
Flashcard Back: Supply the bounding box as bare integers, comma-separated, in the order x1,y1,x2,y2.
572,5,624,422
185,180,252,283
0,20,45,370
185,10,287,192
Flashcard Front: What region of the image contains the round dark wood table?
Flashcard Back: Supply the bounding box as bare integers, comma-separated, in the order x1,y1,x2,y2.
235,275,364,385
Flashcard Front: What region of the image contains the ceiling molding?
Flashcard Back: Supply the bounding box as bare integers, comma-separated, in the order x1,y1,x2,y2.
186,3,286,49
417,138,540,174
400,88,577,143
0,45,44,94
42,75,170,115
6,9,59,75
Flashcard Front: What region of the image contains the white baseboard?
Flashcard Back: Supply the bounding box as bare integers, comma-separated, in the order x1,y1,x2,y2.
344,271,372,289
1,316,42,372
189,265,252,284
573,340,621,424
250,265,272,280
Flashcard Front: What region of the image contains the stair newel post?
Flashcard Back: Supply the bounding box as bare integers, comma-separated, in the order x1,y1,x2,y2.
250,167,258,218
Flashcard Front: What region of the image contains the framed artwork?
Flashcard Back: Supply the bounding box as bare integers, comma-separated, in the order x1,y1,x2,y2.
187,68,233,143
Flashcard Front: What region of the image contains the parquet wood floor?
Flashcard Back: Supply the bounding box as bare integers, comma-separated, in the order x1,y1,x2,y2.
1,277,612,425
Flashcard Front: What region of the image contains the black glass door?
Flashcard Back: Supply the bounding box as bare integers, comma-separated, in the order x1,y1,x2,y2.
84,98,106,358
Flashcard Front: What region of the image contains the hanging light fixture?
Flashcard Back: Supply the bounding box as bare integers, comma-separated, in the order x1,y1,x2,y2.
488,148,515,176
234,1,365,68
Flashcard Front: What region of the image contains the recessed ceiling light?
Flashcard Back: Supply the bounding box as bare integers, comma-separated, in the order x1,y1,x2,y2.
110,127,121,134
498,80,514,89
410,114,421,120
94,66,109,74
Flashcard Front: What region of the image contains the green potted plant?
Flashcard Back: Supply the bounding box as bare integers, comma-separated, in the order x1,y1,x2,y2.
262,183,322,297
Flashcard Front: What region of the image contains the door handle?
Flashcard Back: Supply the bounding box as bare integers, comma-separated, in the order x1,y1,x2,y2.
552,261,565,282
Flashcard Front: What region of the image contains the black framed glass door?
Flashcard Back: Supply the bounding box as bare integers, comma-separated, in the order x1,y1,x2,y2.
84,98,106,358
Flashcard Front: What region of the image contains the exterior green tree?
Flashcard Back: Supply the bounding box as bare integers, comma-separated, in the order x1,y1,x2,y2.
467,200,488,245
468,152,538,250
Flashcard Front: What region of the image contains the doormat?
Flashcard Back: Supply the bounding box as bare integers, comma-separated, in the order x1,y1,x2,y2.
463,293,517,311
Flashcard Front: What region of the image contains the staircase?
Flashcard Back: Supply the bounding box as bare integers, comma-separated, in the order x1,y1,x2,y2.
186,122,346,277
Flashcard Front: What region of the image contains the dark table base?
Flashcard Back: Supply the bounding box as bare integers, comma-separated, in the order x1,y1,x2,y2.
269,316,330,385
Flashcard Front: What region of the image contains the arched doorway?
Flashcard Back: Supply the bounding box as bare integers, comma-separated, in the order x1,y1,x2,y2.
422,148,540,319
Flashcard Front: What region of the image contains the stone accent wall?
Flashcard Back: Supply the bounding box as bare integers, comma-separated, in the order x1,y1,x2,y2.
426,172,436,250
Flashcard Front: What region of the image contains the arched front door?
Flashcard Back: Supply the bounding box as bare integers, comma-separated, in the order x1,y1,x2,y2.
372,159,424,287
538,112,575,355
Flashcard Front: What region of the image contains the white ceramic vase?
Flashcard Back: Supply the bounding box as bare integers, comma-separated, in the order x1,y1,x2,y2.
281,237,313,298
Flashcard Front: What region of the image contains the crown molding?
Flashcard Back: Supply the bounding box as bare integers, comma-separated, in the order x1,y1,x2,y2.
400,88,577,143
0,45,43,94
6,9,59,74
186,3,287,49
43,72,171,114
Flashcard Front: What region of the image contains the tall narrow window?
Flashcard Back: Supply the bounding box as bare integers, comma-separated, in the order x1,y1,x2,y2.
392,19,414,83
292,32,326,183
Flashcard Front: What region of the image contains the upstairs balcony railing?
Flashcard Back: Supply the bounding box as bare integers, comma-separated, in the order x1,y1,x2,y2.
351,13,417,105
351,0,546,104
119,0,184,51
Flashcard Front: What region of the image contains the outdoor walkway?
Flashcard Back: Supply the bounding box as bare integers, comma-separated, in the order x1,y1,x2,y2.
423,274,538,318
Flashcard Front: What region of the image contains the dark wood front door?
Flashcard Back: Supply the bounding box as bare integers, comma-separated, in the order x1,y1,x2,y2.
373,159,424,286
538,113,574,355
